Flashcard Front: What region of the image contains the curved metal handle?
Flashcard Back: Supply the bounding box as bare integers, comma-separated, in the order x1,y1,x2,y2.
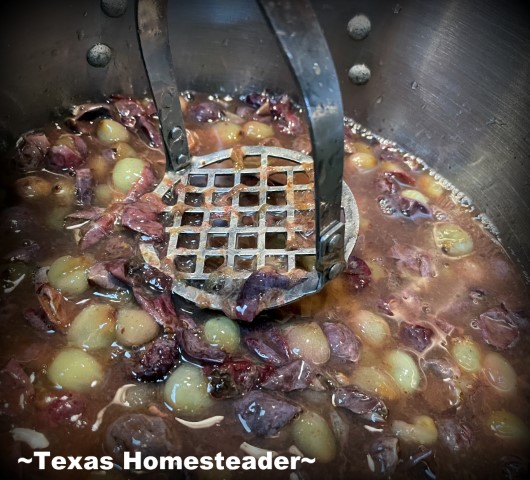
136,0,190,172
257,0,346,280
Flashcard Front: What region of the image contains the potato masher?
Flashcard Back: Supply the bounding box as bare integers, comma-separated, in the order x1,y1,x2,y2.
136,0,359,318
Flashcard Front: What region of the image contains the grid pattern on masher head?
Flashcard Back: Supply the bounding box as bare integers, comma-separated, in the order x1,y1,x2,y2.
158,147,317,282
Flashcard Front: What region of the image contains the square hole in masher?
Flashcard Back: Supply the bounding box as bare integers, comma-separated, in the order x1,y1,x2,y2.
214,174,234,187
210,212,230,227
265,255,288,271
181,212,204,226
239,192,260,207
295,231,315,249
267,172,287,186
266,191,287,206
188,174,208,187
268,156,296,167
294,190,314,208
243,156,261,168
241,173,260,186
238,212,259,227
158,211,174,227
234,255,257,271
265,232,287,249
266,211,287,226
212,192,232,206
162,188,177,206
184,192,205,207
294,171,312,184
236,234,258,249
177,233,200,249
204,256,225,273
174,255,196,273
187,279,205,290
296,254,316,271
207,234,228,249
294,210,315,231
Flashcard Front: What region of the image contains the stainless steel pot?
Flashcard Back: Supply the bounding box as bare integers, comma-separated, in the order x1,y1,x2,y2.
1,0,528,276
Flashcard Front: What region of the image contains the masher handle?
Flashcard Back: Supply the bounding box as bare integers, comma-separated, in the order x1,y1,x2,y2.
137,0,190,173
258,0,346,281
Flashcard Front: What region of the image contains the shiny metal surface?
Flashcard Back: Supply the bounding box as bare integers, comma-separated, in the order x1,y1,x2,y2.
258,0,346,278
1,0,529,276
137,0,190,172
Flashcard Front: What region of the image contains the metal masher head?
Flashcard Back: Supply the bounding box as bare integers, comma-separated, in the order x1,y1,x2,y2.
140,145,358,315
137,0,359,317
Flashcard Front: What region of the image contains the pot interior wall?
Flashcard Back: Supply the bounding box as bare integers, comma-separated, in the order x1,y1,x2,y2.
1,0,528,276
